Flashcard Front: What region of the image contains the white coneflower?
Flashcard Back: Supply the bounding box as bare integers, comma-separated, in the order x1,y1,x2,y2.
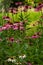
7,58,16,63
19,54,26,59
7,58,12,62
11,59,16,63
22,54,26,59
19,56,22,59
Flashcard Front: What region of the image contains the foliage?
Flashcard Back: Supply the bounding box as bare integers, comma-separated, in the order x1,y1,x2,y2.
0,1,43,65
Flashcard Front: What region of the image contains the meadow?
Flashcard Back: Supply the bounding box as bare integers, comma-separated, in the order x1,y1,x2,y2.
0,3,43,65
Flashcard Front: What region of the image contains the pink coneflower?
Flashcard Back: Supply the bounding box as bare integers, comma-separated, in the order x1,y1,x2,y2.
32,34,39,39
13,9,17,14
12,26,18,30
24,5,29,9
9,8,18,14
15,2,22,5
12,22,19,30
19,26,24,30
28,6,32,9
8,37,14,42
6,37,14,42
23,5,32,12
2,22,12,31
27,61,32,65
5,24,12,29
19,22,24,30
23,5,28,12
13,22,19,26
35,4,43,11
3,16,11,21
2,26,7,30
19,22,23,26
9,7,13,13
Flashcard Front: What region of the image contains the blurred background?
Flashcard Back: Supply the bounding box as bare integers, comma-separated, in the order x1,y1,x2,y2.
0,0,43,12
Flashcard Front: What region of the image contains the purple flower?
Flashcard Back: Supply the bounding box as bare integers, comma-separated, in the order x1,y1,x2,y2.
12,26,18,30
19,22,24,30
3,16,11,21
15,2,22,5
12,23,19,30
9,7,13,13
9,37,14,42
19,22,23,26
9,8,18,14
32,34,39,39
19,26,24,30
13,9,17,14
5,23,12,29
27,62,32,65
28,6,32,9
2,26,7,30
25,5,29,9
35,4,43,11
23,5,32,12
7,37,14,43
2,23,12,30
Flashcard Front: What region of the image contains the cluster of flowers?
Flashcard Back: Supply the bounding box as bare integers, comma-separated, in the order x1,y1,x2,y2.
9,7,18,14
9,5,32,13
6,37,22,43
9,2,23,14
7,54,26,62
9,2,43,13
0,16,24,32
0,16,24,42
7,54,32,65
8,2,33,13
0,22,24,31
0,36,22,43
0,32,41,43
